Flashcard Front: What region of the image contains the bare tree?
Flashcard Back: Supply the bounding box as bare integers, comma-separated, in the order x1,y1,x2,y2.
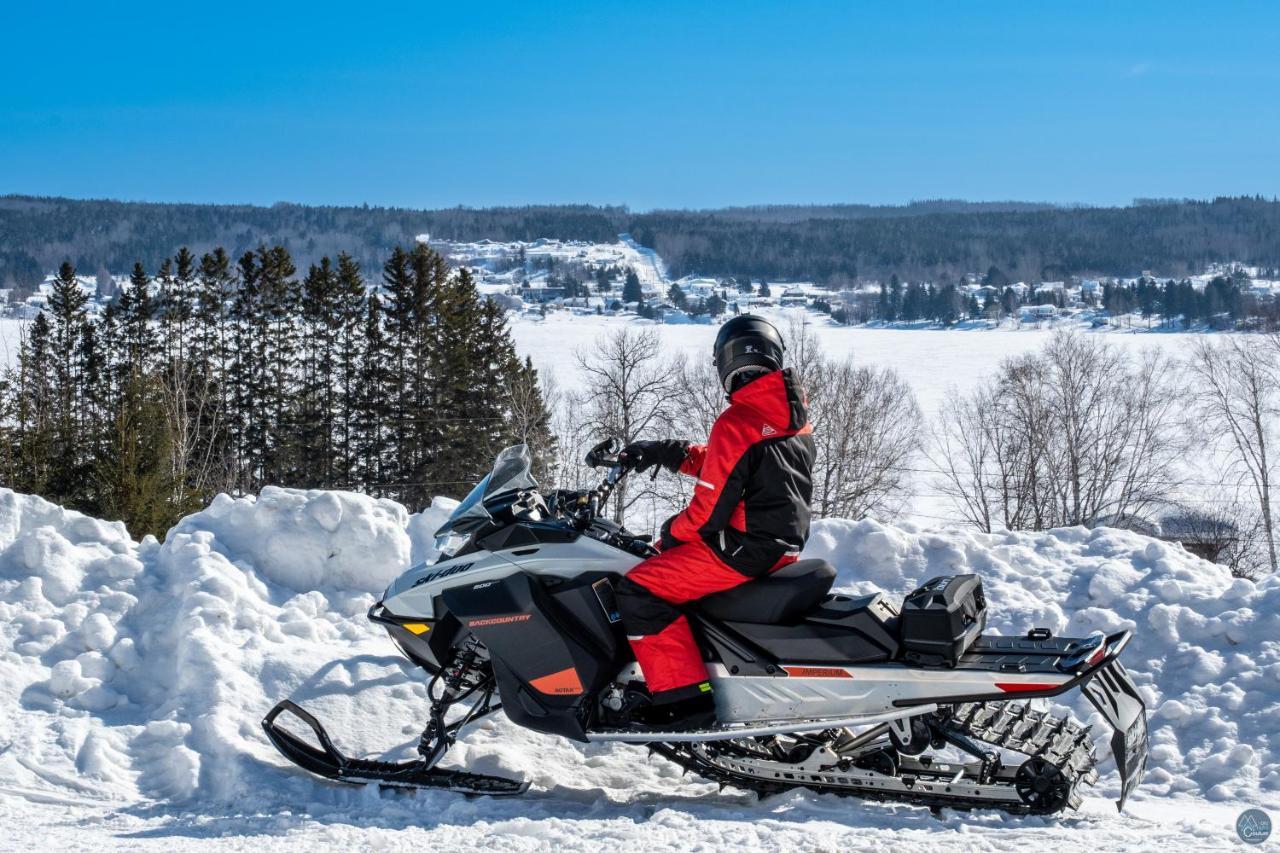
809,359,921,519
931,382,1028,532
783,314,921,519
1187,336,1279,575
934,333,1183,532
574,327,682,523
157,359,228,514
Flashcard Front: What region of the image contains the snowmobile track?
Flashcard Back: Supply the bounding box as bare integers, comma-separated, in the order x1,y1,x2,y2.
650,702,1098,816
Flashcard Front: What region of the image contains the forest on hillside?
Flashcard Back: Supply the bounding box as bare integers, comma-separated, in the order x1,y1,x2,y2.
3,195,1279,290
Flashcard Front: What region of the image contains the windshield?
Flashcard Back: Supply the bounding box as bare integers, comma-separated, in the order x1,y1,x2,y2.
434,444,537,537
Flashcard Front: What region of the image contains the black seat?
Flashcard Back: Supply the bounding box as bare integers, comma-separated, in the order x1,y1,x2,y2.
697,559,837,624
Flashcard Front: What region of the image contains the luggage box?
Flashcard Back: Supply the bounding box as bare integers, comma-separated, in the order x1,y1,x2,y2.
899,574,987,666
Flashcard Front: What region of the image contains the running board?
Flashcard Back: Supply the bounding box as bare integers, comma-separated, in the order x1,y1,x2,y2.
586,705,936,743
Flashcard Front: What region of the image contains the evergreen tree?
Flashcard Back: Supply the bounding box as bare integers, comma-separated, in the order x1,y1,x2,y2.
509,355,557,483
229,250,266,491
96,371,178,536
983,265,1009,289
13,314,54,493
194,248,234,374
333,253,367,487
622,267,643,304
120,262,157,376
153,257,177,364
258,246,300,484
298,257,339,486
46,261,90,502
355,293,390,490
169,247,197,365
667,283,688,310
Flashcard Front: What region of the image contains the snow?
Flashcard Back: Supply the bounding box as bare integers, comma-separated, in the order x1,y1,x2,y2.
505,309,1202,415
1,485,1275,849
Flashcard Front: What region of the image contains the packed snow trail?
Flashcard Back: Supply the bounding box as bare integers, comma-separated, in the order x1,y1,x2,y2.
0,486,1275,850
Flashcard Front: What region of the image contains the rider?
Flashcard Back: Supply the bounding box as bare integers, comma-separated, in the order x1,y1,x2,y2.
616,314,815,729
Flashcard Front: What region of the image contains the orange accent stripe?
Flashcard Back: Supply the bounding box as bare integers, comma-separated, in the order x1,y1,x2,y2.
785,666,852,679
530,666,584,695
995,682,1061,693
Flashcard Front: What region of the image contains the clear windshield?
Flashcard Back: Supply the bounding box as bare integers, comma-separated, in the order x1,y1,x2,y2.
434,444,538,537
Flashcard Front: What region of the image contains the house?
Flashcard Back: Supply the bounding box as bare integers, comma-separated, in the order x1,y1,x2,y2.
518,285,565,303
1020,303,1058,320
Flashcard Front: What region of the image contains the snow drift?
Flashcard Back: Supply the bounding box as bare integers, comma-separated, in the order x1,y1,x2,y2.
1,486,1276,831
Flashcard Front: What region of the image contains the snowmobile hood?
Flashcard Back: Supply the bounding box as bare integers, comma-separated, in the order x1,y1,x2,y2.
728,368,807,432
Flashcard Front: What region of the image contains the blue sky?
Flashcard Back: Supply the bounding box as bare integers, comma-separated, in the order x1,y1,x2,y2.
2,1,1277,209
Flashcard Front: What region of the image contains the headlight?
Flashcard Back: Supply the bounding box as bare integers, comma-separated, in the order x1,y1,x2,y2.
435,532,469,558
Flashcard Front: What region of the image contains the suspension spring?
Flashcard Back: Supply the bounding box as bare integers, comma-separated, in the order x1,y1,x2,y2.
440,636,489,699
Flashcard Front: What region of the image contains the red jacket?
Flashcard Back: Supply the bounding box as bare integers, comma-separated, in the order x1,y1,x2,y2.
666,368,815,575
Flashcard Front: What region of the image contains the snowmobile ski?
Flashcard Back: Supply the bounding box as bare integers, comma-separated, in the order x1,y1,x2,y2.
262,700,529,796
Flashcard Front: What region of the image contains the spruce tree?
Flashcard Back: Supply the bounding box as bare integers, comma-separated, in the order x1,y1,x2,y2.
622,267,643,304
355,293,390,491
333,253,367,488
46,261,90,502
194,248,234,374
298,257,339,486
258,246,300,485
170,247,197,365
13,314,54,494
380,246,415,499
120,262,157,376
229,250,265,491
154,257,177,365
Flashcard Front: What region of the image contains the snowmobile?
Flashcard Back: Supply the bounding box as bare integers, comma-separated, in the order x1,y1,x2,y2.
264,441,1148,815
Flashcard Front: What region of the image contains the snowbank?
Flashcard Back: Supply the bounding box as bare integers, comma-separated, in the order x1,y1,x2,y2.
1,486,1276,848
805,518,1280,803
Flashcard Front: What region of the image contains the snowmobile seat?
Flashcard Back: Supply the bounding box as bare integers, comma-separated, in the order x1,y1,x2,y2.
697,559,837,624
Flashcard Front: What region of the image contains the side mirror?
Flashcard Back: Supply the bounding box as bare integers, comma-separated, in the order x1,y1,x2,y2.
585,437,619,468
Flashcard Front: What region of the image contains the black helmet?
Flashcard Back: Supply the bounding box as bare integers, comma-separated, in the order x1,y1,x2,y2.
713,314,785,392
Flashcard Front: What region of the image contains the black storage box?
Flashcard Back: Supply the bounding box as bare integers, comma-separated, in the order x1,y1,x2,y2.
899,574,987,666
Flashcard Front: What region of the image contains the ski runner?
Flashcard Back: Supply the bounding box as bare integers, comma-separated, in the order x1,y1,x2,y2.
616,314,816,729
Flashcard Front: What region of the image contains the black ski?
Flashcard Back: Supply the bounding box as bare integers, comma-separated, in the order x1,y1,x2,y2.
262,700,529,796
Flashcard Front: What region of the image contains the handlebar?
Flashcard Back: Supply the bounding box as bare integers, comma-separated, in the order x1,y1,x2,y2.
576,437,636,523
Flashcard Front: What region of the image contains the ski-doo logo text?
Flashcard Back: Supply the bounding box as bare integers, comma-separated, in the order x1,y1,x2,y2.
467,614,532,628
412,562,475,587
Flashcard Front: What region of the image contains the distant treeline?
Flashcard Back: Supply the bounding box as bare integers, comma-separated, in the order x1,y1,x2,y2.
0,243,554,537
3,195,1280,290
816,268,1279,331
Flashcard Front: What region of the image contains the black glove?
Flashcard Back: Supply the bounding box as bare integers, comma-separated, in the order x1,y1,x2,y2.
619,439,690,474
